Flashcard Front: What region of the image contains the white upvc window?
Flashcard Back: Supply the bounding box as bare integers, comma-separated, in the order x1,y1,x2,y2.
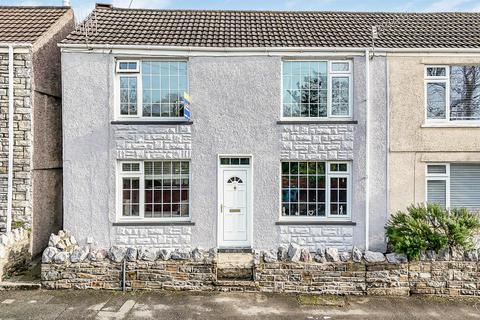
426,163,480,212
117,160,190,221
280,161,352,220
425,163,450,209
282,60,353,120
115,59,188,120
425,65,480,124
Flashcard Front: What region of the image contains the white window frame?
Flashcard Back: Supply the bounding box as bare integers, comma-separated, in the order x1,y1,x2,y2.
281,60,353,121
116,160,191,222
114,59,188,121
425,163,450,208
424,65,480,125
278,161,352,222
116,60,140,73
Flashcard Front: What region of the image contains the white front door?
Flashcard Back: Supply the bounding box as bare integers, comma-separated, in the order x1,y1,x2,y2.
218,165,251,248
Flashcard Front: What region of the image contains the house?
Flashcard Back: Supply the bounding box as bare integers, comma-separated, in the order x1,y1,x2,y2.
0,6,74,262
59,5,480,255
388,25,480,214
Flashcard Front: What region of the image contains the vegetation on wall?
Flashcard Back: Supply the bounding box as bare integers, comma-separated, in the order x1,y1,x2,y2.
386,204,480,260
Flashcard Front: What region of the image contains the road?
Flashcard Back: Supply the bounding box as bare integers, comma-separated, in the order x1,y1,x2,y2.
0,290,479,319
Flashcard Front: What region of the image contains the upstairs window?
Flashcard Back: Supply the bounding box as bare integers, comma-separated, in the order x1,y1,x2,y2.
425,65,480,122
116,60,188,119
282,60,352,119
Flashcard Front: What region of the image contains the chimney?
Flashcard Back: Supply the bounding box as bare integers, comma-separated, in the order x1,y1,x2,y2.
96,3,113,9
62,0,70,6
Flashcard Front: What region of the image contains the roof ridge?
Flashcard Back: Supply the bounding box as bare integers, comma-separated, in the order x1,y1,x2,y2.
95,7,480,15
0,6,70,9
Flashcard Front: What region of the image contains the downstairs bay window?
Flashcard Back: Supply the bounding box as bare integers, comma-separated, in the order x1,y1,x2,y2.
426,163,480,212
425,65,480,123
117,161,190,221
281,161,351,220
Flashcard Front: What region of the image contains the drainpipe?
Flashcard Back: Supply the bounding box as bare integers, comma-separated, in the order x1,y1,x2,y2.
6,45,14,234
364,49,370,251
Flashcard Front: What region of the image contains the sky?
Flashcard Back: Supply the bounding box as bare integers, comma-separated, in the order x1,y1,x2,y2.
3,0,480,21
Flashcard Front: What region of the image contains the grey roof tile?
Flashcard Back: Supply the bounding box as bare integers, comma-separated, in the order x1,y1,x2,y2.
63,8,480,48
0,6,70,43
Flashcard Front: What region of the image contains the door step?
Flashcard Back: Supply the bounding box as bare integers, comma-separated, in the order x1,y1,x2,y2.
215,280,258,292
217,252,254,281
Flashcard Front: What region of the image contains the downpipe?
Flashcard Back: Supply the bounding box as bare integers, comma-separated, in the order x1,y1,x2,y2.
6,45,14,235
365,49,371,250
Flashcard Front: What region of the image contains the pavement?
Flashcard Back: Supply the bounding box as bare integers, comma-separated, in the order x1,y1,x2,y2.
0,290,479,319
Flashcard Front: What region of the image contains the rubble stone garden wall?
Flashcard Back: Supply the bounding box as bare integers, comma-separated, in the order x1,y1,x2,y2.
0,228,31,280
41,232,480,296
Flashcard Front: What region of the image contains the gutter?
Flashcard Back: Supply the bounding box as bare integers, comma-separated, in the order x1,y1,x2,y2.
0,43,31,234
364,49,370,250
58,43,480,54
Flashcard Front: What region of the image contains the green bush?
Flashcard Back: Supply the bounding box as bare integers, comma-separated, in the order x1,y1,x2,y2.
385,203,480,260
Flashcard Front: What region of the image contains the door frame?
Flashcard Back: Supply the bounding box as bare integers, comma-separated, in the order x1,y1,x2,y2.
217,154,253,248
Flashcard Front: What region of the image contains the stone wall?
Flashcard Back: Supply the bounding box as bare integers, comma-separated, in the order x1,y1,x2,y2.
0,228,31,280
41,241,480,296
0,52,33,233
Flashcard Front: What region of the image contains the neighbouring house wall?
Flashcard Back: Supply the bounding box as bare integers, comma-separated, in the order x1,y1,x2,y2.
30,11,74,256
0,51,33,233
388,55,480,214
62,52,388,251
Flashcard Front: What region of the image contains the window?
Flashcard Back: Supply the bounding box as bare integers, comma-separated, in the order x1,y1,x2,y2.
281,161,351,219
425,66,480,122
220,157,250,165
117,161,190,220
116,60,188,119
282,61,352,119
426,163,480,212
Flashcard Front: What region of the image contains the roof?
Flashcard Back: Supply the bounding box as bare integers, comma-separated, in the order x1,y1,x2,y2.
0,6,71,43
62,7,480,49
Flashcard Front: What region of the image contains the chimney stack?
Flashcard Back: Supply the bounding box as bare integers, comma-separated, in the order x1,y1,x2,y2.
63,0,71,6
96,3,113,9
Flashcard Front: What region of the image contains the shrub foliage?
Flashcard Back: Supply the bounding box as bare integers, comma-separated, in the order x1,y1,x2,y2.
385,204,480,260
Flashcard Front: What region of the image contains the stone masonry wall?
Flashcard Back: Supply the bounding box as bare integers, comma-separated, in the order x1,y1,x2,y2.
114,225,192,248
280,124,354,161
0,228,31,280
0,52,33,233
114,124,192,160
279,225,354,252
42,242,480,297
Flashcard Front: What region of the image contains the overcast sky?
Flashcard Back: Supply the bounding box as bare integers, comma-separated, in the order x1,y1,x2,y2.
3,0,480,21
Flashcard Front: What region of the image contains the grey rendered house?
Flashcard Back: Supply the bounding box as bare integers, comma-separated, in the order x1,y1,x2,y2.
61,5,390,252
0,6,74,257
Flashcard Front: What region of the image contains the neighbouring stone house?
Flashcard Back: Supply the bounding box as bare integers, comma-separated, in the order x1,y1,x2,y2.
59,6,480,261
0,6,74,265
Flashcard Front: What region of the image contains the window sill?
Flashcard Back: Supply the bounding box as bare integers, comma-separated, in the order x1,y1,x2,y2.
113,221,195,226
277,120,358,125
275,220,356,226
422,123,480,128
111,120,193,125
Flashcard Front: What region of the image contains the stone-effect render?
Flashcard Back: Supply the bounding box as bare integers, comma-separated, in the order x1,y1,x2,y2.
388,55,480,214
62,53,388,251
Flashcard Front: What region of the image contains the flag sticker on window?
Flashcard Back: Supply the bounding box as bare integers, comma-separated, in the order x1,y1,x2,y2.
183,92,191,120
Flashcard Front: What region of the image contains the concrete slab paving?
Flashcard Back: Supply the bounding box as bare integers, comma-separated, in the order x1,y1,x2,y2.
0,290,479,319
